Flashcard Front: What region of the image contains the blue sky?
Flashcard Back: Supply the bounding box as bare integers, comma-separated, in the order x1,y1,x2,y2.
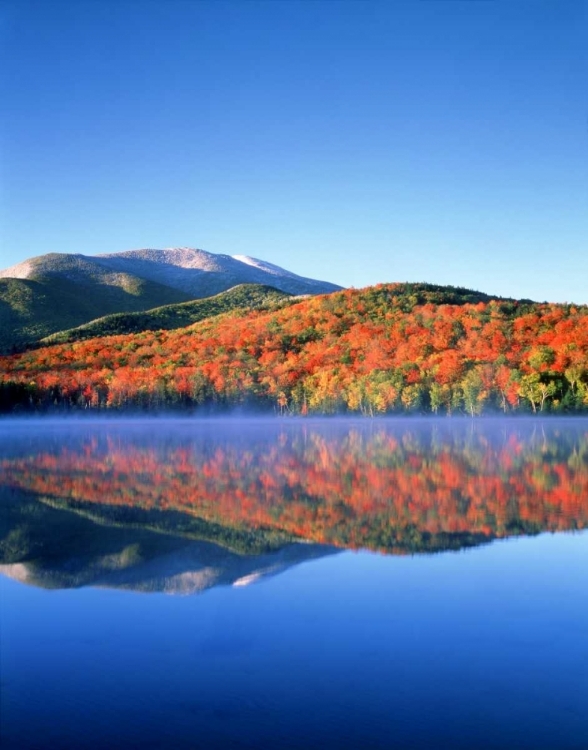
1,0,587,303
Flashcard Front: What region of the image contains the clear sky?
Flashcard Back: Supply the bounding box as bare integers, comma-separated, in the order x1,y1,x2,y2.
1,0,587,303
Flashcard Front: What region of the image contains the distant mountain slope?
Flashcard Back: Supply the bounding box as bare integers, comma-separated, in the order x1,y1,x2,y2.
41,284,295,346
0,274,191,353
0,247,341,351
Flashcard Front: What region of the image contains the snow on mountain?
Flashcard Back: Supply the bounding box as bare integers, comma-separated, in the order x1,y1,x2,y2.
230,254,300,279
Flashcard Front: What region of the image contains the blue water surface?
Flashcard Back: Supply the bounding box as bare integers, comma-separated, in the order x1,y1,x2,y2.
2,532,588,750
1,418,588,749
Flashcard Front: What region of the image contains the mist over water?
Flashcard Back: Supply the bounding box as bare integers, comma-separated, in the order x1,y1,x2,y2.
1,417,587,749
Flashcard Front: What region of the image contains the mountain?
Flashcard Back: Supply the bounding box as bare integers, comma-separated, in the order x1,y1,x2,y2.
1,281,586,414
0,248,342,351
91,247,342,297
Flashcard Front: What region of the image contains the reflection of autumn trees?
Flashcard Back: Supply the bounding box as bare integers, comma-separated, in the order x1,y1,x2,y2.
2,426,587,553
1,284,587,414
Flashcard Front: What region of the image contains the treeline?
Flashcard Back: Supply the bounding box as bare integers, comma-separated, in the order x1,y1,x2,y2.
1,283,587,415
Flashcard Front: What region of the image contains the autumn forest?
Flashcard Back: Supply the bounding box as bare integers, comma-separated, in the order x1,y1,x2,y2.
1,283,587,415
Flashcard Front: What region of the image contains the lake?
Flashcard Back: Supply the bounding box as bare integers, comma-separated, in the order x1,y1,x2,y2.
1,417,587,749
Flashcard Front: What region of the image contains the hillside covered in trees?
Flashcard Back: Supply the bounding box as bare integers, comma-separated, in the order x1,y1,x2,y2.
1,282,587,415
0,271,191,353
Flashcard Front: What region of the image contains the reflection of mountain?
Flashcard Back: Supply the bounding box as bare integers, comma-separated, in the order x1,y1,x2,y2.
0,488,336,594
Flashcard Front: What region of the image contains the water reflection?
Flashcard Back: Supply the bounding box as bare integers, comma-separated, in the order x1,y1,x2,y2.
1,418,587,592
0,490,335,593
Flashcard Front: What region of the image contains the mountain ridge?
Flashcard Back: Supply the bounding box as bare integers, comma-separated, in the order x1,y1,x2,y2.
0,247,341,296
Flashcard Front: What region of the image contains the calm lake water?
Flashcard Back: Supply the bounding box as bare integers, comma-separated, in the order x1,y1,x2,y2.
1,418,587,749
